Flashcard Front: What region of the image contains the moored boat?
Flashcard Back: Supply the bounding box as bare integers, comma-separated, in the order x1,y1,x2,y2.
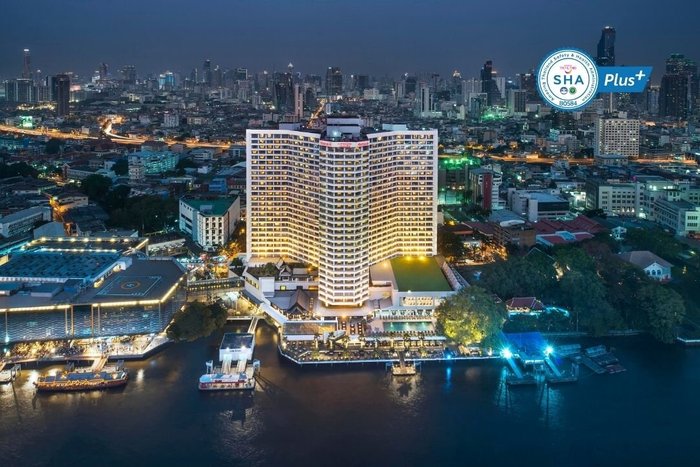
34,361,128,392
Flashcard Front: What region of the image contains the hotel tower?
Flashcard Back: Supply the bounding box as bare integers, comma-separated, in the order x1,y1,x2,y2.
247,118,438,308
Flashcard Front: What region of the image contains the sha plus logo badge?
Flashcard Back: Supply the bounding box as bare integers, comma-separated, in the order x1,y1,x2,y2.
537,49,599,111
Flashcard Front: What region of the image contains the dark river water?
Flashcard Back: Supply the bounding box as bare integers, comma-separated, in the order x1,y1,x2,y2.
1,323,698,467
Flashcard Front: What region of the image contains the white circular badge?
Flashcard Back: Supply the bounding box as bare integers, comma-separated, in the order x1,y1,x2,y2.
537,49,599,111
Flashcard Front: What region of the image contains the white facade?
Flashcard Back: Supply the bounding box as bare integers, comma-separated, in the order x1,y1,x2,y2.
0,206,52,238
594,118,640,158
179,198,240,251
247,125,438,307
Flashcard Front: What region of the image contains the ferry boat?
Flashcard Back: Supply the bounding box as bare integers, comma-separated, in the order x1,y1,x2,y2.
34,360,128,392
198,358,259,391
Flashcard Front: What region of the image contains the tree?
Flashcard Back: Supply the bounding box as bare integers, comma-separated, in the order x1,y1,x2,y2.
45,138,63,155
625,228,684,263
0,162,38,179
80,174,113,201
638,284,685,343
559,270,621,335
109,195,178,234
112,159,128,176
167,300,228,342
435,286,506,347
102,185,131,212
176,158,198,175
479,253,557,301
437,227,465,260
554,245,596,274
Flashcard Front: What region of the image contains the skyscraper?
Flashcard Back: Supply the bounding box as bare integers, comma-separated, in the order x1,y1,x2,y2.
246,118,437,307
507,89,527,115
418,83,432,116
273,71,294,112
480,60,500,106
53,74,71,116
122,65,136,85
5,78,35,103
22,49,31,80
594,117,640,158
202,59,212,86
99,63,108,81
326,67,343,97
293,84,304,118
659,53,698,119
596,26,616,66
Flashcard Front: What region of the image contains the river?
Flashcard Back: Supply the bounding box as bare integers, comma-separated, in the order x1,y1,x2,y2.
0,322,697,466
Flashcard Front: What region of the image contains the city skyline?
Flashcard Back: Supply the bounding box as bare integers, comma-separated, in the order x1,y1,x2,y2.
1,0,698,81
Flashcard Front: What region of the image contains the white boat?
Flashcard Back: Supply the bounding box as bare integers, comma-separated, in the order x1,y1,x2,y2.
198,357,259,391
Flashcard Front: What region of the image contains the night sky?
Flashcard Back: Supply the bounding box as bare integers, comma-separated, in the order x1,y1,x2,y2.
1,0,698,81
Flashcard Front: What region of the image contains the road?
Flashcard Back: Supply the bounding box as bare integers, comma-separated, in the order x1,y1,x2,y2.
0,121,243,149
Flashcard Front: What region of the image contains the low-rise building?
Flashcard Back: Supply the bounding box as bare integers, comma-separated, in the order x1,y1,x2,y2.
128,150,179,181
585,179,637,216
507,189,570,222
653,196,700,236
179,197,240,251
619,250,672,282
0,206,52,238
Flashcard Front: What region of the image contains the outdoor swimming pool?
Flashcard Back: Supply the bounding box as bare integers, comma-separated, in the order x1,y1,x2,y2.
383,321,434,332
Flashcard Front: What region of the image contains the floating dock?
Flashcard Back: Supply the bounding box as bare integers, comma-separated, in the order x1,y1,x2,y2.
387,352,420,376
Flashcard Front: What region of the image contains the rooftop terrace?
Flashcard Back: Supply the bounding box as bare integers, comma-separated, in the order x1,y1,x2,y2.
389,256,452,292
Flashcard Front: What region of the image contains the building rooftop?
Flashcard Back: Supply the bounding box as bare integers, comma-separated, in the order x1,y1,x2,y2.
385,256,452,292
0,206,49,225
181,197,237,216
0,251,121,281
220,333,254,351
620,250,673,270
76,258,185,305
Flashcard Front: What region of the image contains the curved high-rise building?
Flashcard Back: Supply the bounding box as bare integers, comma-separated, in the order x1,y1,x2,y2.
247,119,437,307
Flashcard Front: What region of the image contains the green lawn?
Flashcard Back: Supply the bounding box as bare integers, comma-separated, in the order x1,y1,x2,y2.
390,256,452,292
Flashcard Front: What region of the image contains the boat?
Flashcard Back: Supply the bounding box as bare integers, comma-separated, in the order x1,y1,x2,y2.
198,358,259,391
34,361,128,392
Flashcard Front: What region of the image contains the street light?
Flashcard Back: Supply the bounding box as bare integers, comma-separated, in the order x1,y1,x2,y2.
544,345,554,356
501,348,513,359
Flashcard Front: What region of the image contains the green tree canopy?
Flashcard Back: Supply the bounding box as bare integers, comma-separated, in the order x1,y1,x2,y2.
112,159,128,176
176,158,198,175
108,195,177,234
45,138,63,155
638,284,685,343
167,300,228,342
0,161,38,179
437,227,465,260
80,174,113,201
435,286,506,347
480,253,557,301
102,184,131,212
559,270,621,335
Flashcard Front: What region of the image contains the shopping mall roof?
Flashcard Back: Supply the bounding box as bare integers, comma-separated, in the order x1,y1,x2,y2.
0,251,121,282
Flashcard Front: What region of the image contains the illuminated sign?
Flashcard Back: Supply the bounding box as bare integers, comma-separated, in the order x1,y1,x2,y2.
19,116,34,129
